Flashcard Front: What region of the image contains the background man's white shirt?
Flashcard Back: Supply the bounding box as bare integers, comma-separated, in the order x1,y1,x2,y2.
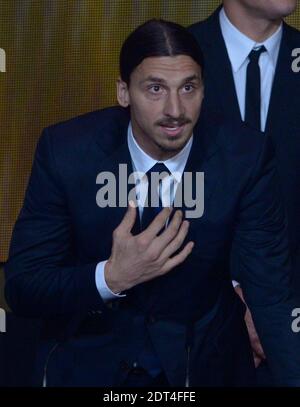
219,6,282,132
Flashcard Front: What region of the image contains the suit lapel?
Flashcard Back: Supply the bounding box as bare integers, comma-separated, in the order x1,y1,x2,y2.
265,23,295,136
202,8,242,124
173,120,224,222
92,110,142,234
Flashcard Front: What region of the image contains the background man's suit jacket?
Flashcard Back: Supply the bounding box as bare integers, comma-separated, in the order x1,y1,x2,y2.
189,7,300,289
4,107,300,386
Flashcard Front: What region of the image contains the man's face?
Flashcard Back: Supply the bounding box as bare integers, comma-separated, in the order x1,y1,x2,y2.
227,0,297,20
117,55,204,160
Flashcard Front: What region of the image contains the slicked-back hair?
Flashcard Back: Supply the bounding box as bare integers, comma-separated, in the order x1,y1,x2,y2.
120,19,204,85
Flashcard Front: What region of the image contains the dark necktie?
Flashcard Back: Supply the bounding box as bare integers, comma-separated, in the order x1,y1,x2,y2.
245,45,266,130
137,162,171,377
141,162,171,231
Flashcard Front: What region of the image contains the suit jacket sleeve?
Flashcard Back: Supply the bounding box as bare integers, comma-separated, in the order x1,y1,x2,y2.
233,134,300,385
4,128,105,318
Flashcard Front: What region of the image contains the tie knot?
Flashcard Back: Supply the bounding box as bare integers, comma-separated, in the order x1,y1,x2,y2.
146,163,170,178
248,45,266,63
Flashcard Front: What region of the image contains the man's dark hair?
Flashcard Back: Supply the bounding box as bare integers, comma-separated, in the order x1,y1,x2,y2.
120,19,204,84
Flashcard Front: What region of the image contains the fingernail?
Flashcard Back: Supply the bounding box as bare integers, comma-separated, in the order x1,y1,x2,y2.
129,200,135,208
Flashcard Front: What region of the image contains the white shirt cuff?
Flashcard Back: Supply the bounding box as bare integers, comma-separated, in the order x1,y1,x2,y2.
232,280,240,288
95,260,126,302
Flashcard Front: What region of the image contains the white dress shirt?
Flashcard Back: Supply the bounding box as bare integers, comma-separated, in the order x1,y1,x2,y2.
95,122,193,301
219,7,282,131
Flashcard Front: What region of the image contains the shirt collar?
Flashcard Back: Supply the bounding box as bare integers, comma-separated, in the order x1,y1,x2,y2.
127,122,193,183
219,6,282,73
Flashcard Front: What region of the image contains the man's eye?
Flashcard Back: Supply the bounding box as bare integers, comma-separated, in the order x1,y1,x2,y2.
183,84,194,92
149,85,162,93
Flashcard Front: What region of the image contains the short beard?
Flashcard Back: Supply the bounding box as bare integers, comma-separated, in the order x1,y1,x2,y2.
154,135,189,154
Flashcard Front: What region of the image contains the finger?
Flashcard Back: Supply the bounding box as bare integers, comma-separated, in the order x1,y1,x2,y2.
140,207,173,238
158,220,190,260
153,210,184,249
253,353,262,368
118,200,137,233
253,342,266,360
161,241,194,274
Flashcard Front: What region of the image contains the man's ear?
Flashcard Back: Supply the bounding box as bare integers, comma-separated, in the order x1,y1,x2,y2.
117,78,130,107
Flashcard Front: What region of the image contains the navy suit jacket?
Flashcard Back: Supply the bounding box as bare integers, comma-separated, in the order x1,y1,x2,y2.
189,8,300,288
4,107,300,386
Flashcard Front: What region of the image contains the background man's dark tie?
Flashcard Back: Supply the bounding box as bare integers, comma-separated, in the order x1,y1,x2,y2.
245,45,267,130
141,162,171,231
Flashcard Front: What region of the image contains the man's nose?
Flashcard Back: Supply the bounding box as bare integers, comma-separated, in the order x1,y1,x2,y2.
163,92,184,118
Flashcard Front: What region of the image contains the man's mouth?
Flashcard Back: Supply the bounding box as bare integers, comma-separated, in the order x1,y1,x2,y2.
160,124,186,137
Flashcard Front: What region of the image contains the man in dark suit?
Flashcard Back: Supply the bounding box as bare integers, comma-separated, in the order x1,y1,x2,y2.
189,0,300,372
4,19,300,387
